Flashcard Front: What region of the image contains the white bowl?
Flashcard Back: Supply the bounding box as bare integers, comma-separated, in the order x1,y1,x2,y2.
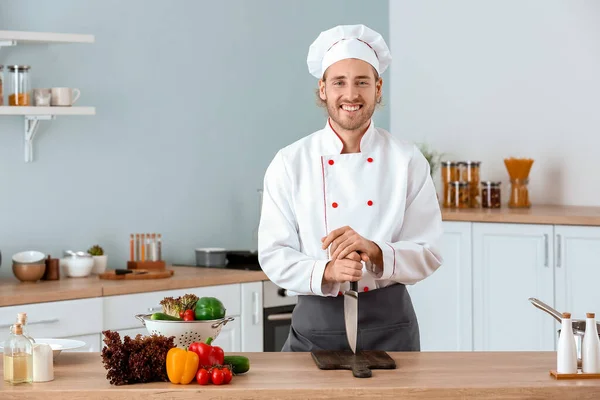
12,250,45,264
62,257,94,277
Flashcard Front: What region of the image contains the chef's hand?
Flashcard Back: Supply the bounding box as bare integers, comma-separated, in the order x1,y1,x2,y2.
321,226,383,264
323,251,363,283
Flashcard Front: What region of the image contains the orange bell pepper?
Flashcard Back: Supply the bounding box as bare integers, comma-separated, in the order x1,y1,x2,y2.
166,347,199,384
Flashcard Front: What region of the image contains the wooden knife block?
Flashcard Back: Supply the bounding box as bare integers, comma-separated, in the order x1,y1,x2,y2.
127,260,166,271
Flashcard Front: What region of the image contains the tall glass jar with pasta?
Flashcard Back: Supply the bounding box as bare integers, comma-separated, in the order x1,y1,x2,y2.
8,65,31,106
441,161,459,208
461,161,481,208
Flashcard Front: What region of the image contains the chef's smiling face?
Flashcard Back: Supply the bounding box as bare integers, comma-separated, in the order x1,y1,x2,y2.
318,58,383,133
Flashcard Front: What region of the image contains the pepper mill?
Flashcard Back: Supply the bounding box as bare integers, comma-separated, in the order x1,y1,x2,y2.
42,255,60,281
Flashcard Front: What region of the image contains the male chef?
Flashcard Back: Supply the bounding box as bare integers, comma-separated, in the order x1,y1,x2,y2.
258,24,443,352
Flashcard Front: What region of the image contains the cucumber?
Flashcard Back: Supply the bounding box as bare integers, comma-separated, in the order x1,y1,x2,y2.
150,312,182,321
223,355,250,374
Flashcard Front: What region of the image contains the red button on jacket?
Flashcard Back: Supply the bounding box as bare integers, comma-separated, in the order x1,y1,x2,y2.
363,287,369,292
332,202,338,208
328,160,334,165
367,200,373,206
367,157,373,163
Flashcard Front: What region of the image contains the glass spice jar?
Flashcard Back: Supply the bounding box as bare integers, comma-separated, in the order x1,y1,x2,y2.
481,181,501,209
8,65,31,106
448,181,470,209
509,178,530,208
462,161,481,208
441,161,459,208
0,65,4,106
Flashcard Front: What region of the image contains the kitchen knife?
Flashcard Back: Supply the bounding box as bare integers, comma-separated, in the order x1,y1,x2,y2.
115,269,148,275
344,280,358,354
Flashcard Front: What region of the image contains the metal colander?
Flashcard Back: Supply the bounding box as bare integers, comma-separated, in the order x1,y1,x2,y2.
135,314,234,348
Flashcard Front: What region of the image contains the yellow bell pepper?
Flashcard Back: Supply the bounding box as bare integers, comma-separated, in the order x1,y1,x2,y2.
166,347,199,384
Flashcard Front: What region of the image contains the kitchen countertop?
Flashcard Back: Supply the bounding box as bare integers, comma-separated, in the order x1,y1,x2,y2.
0,266,268,307
442,204,600,226
1,351,599,399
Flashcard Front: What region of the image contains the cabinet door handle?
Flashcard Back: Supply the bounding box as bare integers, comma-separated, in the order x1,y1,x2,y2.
267,313,292,321
544,234,549,267
0,318,59,329
556,234,562,267
252,292,260,325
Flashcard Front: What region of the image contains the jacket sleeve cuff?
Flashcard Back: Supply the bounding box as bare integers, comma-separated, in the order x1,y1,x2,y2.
368,241,395,281
310,260,340,297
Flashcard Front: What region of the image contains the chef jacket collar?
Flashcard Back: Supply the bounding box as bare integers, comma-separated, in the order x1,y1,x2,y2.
322,118,376,154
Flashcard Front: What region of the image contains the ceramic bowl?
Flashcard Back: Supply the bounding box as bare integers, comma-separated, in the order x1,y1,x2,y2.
61,255,94,278
13,262,46,282
12,250,45,264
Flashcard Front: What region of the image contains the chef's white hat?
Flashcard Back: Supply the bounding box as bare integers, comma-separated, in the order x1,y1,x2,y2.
307,24,391,79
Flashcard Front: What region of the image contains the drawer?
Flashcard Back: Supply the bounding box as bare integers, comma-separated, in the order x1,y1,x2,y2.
0,298,103,343
103,284,241,330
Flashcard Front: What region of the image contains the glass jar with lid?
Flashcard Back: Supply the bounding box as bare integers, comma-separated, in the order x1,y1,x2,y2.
8,65,31,106
460,161,481,208
0,65,4,105
447,181,470,209
481,181,501,208
441,161,459,208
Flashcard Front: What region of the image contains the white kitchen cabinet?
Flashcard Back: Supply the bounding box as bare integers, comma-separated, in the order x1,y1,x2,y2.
0,298,103,345
473,223,555,351
213,317,241,353
240,281,263,352
63,333,102,352
102,284,241,331
408,221,473,351
554,226,600,325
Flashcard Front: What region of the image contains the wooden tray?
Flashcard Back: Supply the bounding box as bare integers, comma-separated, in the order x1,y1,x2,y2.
550,370,600,380
311,350,396,378
98,269,174,280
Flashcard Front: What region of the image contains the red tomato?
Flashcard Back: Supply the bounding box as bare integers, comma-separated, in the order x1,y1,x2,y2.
211,368,224,385
222,367,232,384
183,309,195,321
179,310,184,318
196,368,210,385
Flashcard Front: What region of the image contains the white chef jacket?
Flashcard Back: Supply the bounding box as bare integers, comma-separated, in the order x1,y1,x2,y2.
258,119,443,297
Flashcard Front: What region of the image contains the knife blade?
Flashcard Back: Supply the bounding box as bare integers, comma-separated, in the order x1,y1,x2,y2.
344,280,359,353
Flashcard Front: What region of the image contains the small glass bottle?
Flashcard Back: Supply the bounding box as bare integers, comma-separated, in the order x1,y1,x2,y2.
7,65,31,106
509,178,530,208
3,323,33,384
481,181,502,209
582,312,600,373
557,312,577,374
16,313,35,344
441,161,459,208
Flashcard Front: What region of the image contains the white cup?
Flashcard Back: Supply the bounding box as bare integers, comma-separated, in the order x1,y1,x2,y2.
51,87,81,106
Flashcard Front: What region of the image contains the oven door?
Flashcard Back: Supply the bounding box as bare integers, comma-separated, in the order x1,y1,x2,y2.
263,304,294,352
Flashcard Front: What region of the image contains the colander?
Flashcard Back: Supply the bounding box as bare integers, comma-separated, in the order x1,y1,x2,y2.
135,314,234,348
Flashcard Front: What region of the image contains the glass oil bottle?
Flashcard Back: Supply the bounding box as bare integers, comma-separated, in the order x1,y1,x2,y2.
3,323,33,384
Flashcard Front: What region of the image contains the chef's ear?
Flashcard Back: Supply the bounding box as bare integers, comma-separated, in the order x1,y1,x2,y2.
376,78,383,102
318,79,327,101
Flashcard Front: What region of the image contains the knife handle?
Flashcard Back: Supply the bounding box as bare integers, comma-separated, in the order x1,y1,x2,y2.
115,269,133,275
350,281,358,292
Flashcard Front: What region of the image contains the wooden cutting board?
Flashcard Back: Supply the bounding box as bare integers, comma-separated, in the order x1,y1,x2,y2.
311,350,396,378
98,269,175,280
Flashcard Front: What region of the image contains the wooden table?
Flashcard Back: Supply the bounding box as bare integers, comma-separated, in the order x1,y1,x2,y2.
1,351,600,399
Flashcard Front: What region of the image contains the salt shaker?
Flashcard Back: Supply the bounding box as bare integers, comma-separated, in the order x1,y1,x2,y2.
582,312,600,373
32,343,54,382
557,312,577,373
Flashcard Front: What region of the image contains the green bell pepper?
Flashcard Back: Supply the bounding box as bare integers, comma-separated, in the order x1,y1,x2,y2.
194,297,226,320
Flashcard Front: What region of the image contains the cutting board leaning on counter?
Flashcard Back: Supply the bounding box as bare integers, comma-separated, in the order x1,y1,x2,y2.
258,24,444,353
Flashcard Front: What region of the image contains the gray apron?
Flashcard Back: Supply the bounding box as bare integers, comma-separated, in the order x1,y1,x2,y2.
282,283,420,352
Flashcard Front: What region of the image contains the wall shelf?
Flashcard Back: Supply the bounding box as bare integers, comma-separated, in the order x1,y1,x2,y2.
0,30,94,46
0,30,95,162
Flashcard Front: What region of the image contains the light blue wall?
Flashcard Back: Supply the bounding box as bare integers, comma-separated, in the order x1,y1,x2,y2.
0,0,389,276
